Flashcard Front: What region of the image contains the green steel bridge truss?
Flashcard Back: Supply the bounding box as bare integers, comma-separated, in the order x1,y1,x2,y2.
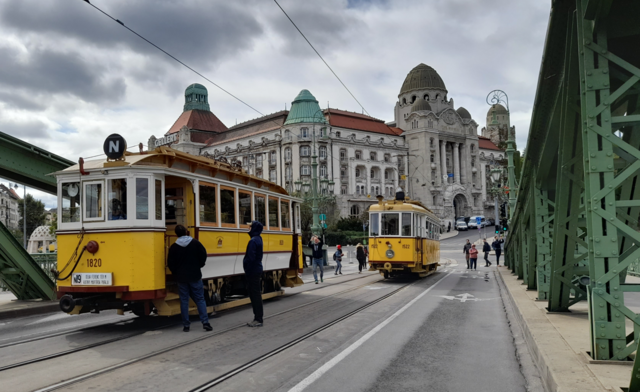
0,130,73,300
505,0,640,364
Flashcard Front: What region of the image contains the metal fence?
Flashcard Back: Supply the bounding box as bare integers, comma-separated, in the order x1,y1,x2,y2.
0,253,57,292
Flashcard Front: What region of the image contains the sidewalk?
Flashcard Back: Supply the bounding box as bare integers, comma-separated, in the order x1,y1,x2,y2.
497,267,631,392
0,292,58,320
440,230,459,240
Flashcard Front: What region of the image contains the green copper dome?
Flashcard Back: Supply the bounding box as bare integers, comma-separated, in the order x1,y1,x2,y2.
284,90,328,125
411,97,432,112
184,83,210,112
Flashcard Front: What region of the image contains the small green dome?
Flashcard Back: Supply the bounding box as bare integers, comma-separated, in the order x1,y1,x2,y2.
284,90,328,125
488,104,508,116
411,97,432,112
184,83,210,112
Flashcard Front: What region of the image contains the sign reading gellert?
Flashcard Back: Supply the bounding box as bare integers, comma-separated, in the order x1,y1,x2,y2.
154,133,177,147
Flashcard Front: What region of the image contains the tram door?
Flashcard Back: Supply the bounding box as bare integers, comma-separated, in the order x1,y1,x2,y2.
415,214,424,266
164,176,196,252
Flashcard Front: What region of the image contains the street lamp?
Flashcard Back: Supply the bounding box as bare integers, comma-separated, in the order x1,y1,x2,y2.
489,167,503,231
302,181,311,193
486,90,516,222
294,180,302,193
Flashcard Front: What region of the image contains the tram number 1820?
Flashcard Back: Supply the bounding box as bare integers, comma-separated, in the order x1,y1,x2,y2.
87,258,103,267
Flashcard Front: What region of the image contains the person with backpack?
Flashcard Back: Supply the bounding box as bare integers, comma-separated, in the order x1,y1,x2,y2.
167,225,212,332
492,236,504,266
483,239,492,267
469,244,479,270
333,245,343,275
463,239,472,269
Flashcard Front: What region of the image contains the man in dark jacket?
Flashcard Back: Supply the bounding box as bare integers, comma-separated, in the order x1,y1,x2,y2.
243,221,264,327
483,239,492,267
463,240,472,269
167,225,212,332
309,235,324,284
492,236,504,266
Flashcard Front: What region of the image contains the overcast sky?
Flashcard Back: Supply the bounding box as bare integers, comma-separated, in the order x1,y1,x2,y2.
0,0,550,208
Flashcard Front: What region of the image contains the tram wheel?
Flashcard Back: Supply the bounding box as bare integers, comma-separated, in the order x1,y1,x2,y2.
383,271,390,279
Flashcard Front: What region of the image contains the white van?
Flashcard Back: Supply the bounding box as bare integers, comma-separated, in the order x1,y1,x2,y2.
467,216,486,229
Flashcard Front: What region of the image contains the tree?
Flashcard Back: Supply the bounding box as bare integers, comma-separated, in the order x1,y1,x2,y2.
334,216,363,231
49,213,58,237
18,194,47,239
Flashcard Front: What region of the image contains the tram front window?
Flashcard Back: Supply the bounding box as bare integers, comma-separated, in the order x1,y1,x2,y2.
107,179,127,220
370,213,379,236
381,213,399,236
402,213,412,236
61,182,81,223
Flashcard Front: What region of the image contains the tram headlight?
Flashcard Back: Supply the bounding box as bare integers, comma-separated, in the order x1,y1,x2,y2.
386,249,395,259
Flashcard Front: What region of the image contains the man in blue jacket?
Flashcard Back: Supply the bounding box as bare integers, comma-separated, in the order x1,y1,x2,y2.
167,225,212,332
309,235,324,284
243,221,264,327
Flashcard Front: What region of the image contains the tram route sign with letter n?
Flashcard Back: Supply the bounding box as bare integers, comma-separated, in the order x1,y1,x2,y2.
103,133,127,160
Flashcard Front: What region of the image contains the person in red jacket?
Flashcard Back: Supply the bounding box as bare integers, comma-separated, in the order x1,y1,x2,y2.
468,244,479,270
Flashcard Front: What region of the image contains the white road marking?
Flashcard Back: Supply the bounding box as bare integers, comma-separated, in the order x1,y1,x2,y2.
287,270,454,392
26,313,74,326
438,293,497,302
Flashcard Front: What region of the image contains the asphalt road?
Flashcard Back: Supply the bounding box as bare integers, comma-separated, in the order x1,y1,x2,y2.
0,230,534,392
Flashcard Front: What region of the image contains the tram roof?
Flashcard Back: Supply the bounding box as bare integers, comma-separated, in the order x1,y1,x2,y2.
369,199,436,216
55,146,292,197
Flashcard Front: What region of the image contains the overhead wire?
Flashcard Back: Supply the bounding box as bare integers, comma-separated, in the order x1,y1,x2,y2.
272,0,370,116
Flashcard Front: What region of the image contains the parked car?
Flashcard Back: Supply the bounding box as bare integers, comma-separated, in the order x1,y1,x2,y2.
486,218,495,226
455,218,467,230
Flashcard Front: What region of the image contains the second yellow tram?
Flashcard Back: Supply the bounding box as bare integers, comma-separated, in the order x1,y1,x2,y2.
368,194,441,278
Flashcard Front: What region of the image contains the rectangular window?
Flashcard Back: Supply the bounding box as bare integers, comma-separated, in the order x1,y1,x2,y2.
268,197,279,229
155,180,162,220
220,188,236,226
239,191,252,226
280,200,290,229
84,182,103,220
370,213,379,236
199,184,217,224
61,182,81,223
107,179,127,221
165,187,184,225
254,194,266,225
381,213,399,236
136,178,149,219
402,213,412,236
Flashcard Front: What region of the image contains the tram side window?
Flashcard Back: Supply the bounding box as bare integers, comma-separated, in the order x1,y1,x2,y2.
239,191,252,225
85,182,103,219
255,194,266,226
165,187,185,225
370,213,379,236
155,180,162,220
381,213,399,236
281,200,291,229
136,178,149,219
199,184,217,224
61,182,81,223
402,213,412,236
268,197,279,229
106,179,127,220
220,188,236,225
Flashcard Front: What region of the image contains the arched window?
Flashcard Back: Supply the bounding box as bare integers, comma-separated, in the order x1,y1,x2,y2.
430,154,435,163
301,165,310,175
435,94,440,101
284,147,292,162
424,94,429,101
355,150,362,160
375,186,380,195
256,154,263,166
384,154,390,162
284,129,291,139
470,144,475,153
370,152,377,161
384,171,389,180
285,166,292,181
402,98,407,105
270,151,277,164
433,195,437,205
370,169,375,179
300,146,310,157
340,149,346,161
351,205,360,216
371,186,375,194
319,146,327,158
411,95,416,103
300,127,309,138
355,168,361,177
320,165,327,178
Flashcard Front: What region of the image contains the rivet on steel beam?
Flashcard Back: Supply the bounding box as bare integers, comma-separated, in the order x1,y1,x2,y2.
588,85,593,88
614,286,618,291
585,40,591,44
591,166,596,170
604,83,609,87
608,182,613,186
614,295,619,299
595,238,600,242
599,289,604,294
601,324,606,328
613,251,617,255
602,50,607,54
615,302,620,307
617,333,621,338
604,101,609,106
591,153,596,157
616,323,621,328
603,69,608,74
587,72,592,76
607,152,612,156
596,251,601,255
601,333,605,337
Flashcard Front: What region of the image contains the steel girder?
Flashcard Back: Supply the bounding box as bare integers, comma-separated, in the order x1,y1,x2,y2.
576,0,640,361
0,130,73,194
534,187,554,300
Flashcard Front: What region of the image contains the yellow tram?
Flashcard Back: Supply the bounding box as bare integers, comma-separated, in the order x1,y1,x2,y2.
368,193,441,278
53,138,304,316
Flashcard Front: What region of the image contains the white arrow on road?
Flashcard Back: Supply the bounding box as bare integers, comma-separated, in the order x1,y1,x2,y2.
438,293,495,302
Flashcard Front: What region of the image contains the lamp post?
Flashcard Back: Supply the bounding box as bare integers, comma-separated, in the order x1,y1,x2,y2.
13,183,26,249
306,109,335,237
486,90,516,221
490,167,503,233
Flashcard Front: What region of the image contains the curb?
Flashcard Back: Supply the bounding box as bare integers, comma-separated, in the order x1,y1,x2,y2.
0,302,59,321
302,264,336,273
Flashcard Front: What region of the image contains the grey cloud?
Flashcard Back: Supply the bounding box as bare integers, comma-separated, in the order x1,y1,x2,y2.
0,45,126,105
0,1,264,66
0,117,50,140
0,91,47,111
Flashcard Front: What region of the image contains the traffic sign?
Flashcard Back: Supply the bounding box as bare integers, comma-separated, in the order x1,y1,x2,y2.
448,173,454,177
103,134,127,160
319,214,326,221
475,217,482,224
400,175,406,180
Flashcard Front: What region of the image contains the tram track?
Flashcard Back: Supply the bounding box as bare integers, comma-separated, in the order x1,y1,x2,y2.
24,274,386,392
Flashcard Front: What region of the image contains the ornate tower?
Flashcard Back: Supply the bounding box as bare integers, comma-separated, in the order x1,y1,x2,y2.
183,83,210,112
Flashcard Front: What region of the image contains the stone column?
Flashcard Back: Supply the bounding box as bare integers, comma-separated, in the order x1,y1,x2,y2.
453,142,460,184
440,140,447,185
349,159,356,195
365,164,371,196
459,143,467,184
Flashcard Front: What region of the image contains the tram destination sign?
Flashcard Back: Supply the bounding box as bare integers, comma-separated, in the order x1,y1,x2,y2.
155,133,177,147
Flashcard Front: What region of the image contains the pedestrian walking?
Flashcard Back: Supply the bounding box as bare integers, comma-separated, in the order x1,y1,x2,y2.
448,221,451,232
167,225,212,332
243,221,264,327
483,239,492,267
463,239,472,269
492,236,504,266
469,244,478,270
309,235,324,284
356,243,366,273
334,245,343,275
